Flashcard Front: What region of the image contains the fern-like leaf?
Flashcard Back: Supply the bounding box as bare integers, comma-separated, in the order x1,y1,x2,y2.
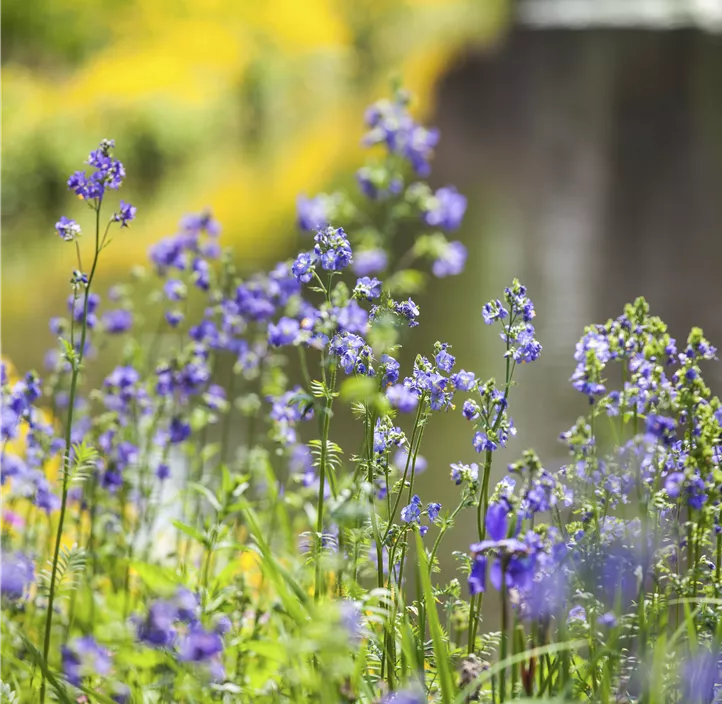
37,545,87,599
60,441,99,485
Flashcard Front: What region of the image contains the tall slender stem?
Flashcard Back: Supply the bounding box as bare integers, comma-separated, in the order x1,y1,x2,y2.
40,201,103,703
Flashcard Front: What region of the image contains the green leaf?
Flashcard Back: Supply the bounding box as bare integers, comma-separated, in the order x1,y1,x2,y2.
339,376,378,403
188,482,222,512
172,520,206,545
129,560,178,597
415,530,455,704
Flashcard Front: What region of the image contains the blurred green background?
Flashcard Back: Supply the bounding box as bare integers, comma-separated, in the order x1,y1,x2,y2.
4,0,722,577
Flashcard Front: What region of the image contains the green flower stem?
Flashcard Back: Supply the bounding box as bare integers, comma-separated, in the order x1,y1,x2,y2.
499,569,509,702
427,502,464,576
40,201,103,704
383,397,426,542
314,366,336,601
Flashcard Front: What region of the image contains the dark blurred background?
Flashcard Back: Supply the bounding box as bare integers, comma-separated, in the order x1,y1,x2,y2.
3,0,722,574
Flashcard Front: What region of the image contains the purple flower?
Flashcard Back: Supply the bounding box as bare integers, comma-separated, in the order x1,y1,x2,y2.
137,599,178,647
450,462,479,485
102,309,133,334
473,431,497,453
435,345,455,373
645,414,676,446
352,249,387,276
268,317,301,347
568,605,587,623
177,626,224,662
62,636,112,686
169,418,191,444
180,210,221,236
597,612,617,628
427,502,441,522
192,258,210,291
387,384,419,412
469,555,487,595
164,279,186,302
424,187,467,231
680,649,722,704
462,399,480,421
314,226,352,272
329,332,374,376
401,495,422,524
394,298,420,327
381,689,426,704
55,216,81,242
297,194,331,231
381,354,400,386
0,552,34,600
165,310,184,327
354,276,382,301
336,300,369,335
451,370,476,392
482,299,508,326
292,251,315,284
113,200,137,227
156,464,170,481
363,96,439,176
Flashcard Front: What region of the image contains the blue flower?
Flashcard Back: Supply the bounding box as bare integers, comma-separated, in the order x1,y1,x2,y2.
680,648,722,704
163,279,186,302
156,464,170,481
0,552,34,600
482,299,508,325
330,333,374,376
510,324,542,364
62,636,112,686
597,612,617,628
450,370,476,392
645,414,676,446
101,309,133,334
394,298,420,327
450,462,479,485
462,399,480,421
432,240,467,277
469,555,487,595
55,216,81,242
268,317,301,347
314,226,353,272
568,605,587,623
352,248,388,276
180,210,221,237
435,344,455,373
427,502,441,522
297,194,333,231
191,258,211,291
423,187,467,231
68,139,125,200
136,599,179,647
381,354,400,386
381,689,426,704
387,384,419,412
363,95,439,176
169,418,191,444
113,200,137,227
353,276,382,301
292,251,315,284
473,431,497,453
401,495,422,524
177,625,224,664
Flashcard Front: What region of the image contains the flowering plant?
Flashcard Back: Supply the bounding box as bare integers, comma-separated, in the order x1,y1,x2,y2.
2,88,721,704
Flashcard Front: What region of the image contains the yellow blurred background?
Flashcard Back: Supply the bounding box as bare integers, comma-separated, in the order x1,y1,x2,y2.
2,0,508,368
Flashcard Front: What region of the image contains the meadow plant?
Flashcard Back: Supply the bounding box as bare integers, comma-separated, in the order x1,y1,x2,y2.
2,88,722,703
